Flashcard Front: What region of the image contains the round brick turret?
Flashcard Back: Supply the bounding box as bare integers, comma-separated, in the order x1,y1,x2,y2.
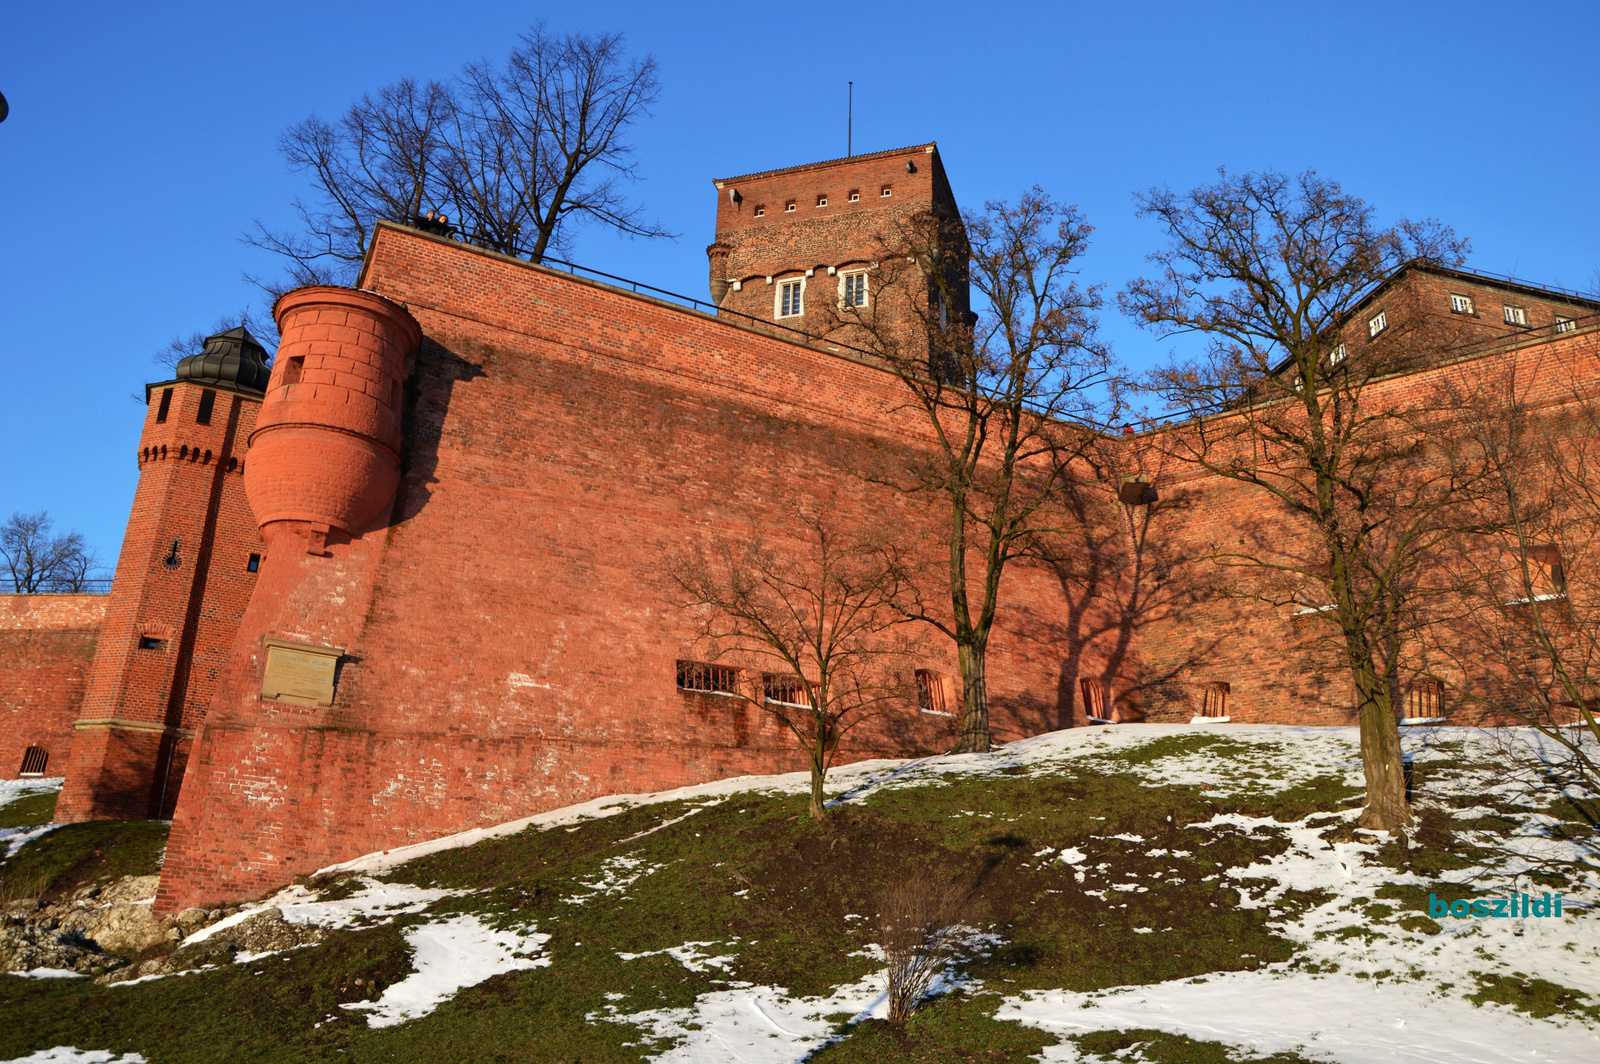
244,287,421,541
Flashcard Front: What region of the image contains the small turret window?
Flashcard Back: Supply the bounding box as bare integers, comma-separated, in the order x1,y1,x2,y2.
196,389,216,425
282,356,304,386
156,388,173,423
247,553,261,573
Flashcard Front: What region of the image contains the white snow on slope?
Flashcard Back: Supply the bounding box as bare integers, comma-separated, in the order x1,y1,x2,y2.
999,969,1600,1064
2,823,60,859
340,915,550,1028
181,877,459,947
1,1050,146,1063
0,777,63,812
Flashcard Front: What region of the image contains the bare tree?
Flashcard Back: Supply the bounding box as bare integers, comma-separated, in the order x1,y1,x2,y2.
248,26,669,288
1,512,101,593
152,310,277,372
1122,169,1471,831
445,25,672,262
667,515,922,820
1422,350,1600,793
247,78,455,289
834,190,1117,752
878,869,970,1023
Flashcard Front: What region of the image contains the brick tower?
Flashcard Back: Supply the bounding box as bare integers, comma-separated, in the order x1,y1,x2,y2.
707,143,968,354
56,329,270,821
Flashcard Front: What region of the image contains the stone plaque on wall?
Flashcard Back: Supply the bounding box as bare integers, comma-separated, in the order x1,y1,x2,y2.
261,638,344,707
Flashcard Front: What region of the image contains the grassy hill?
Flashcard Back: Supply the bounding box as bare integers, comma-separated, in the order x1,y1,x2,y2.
1,725,1596,1063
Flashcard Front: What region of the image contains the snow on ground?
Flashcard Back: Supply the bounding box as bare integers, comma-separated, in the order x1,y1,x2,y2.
0,1050,146,1063
2,824,60,860
181,878,461,947
998,970,1600,1064
340,915,550,1029
0,777,65,858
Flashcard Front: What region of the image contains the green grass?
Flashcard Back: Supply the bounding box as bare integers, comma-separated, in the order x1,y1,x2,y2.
0,791,58,829
0,820,169,904
0,737,1587,1062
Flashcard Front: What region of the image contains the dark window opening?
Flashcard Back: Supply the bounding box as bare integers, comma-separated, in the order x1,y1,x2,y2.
677,660,740,696
281,356,305,386
247,553,261,573
19,746,48,776
155,388,173,423
138,636,164,650
763,674,811,707
162,538,181,570
1080,677,1112,722
196,389,216,425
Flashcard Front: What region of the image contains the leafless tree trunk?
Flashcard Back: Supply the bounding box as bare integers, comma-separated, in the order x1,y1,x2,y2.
1,512,101,593
666,514,922,819
832,190,1118,753
1123,170,1474,831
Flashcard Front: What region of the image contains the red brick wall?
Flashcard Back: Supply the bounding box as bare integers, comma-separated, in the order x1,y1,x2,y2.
157,226,1132,910
0,594,105,780
56,383,265,821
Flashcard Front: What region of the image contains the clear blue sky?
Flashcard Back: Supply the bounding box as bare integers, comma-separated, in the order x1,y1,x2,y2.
4,1,1597,568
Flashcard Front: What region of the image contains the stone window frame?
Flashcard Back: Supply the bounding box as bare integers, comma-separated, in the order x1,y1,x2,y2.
1367,310,1388,338
1503,304,1529,327
839,269,869,309
777,277,805,319
1449,293,1476,315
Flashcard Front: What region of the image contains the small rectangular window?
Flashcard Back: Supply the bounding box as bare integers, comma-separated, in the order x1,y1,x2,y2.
155,388,173,423
763,674,811,707
677,660,740,696
1201,681,1231,718
754,205,766,217
841,271,868,308
816,194,828,207
1406,679,1445,722
1503,305,1528,326
247,553,261,573
196,389,216,425
1367,311,1388,337
1449,294,1475,315
880,185,893,197
281,356,304,386
848,189,860,202
784,200,796,213
19,745,48,776
779,279,804,318
138,636,164,651
1329,343,1346,366
1555,315,1576,334
915,670,953,716
1080,677,1112,722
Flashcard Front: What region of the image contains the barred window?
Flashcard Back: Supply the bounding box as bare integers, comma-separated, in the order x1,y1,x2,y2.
1407,679,1445,721
677,660,740,696
915,669,952,716
763,674,811,707
19,745,48,776
1201,681,1231,718
1080,677,1112,722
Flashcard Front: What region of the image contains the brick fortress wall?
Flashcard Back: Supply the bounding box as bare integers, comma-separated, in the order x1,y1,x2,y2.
0,595,106,780
156,226,1136,910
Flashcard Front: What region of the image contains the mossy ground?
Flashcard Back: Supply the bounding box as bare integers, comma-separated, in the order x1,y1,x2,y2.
0,731,1592,1062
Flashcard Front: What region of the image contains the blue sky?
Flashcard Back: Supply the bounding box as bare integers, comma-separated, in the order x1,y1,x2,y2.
3,1,1597,567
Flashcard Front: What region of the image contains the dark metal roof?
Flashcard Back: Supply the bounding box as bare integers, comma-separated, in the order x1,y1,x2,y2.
174,326,271,395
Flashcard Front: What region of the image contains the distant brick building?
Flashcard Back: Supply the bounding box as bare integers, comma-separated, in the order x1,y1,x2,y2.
5,143,1596,911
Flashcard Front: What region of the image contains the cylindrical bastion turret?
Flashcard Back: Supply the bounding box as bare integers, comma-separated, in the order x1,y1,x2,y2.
244,287,421,541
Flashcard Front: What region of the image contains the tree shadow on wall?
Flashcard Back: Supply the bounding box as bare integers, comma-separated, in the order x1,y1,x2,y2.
1012,441,1219,731
390,337,487,525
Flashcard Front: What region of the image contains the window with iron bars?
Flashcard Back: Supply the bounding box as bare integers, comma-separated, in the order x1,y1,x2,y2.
763,673,812,708
1407,678,1445,721
19,745,49,776
915,669,952,716
1080,677,1112,721
676,660,741,696
1200,681,1230,718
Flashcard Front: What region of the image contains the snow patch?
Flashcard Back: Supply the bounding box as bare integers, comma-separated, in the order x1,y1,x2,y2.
341,915,550,1028
182,878,459,947
0,1050,146,1064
